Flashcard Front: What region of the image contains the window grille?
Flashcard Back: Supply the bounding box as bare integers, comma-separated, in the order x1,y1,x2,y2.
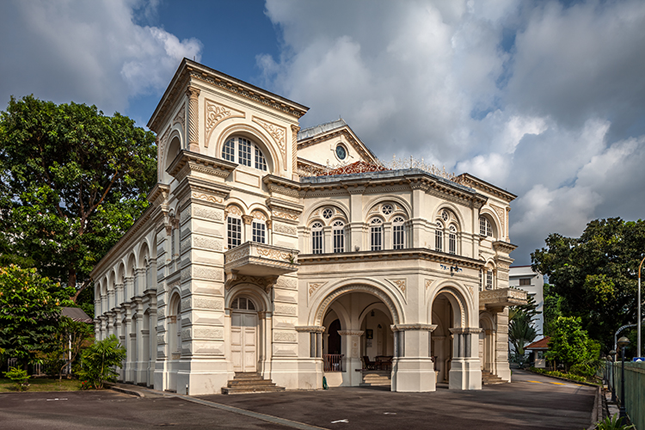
393,216,405,250
221,137,268,171
312,222,323,254
322,208,333,219
382,204,393,215
370,218,383,251
479,270,483,291
519,278,531,286
435,221,443,252
480,216,492,237
238,138,252,166
252,221,266,244
486,270,493,290
222,139,235,161
255,146,267,170
333,221,345,253
448,225,457,255
227,217,242,249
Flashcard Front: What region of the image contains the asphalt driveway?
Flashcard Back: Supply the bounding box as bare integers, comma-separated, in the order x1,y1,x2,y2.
0,370,596,430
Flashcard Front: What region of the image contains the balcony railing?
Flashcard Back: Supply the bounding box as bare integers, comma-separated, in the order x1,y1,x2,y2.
224,242,299,277
324,354,344,372
479,288,527,311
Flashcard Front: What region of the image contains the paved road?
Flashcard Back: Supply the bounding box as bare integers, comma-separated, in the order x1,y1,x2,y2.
0,370,596,430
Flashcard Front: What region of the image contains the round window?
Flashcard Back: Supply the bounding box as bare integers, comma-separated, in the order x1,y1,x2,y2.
336,144,347,160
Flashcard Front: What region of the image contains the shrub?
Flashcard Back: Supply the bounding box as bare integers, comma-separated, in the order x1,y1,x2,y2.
595,414,635,430
4,367,30,391
76,335,126,389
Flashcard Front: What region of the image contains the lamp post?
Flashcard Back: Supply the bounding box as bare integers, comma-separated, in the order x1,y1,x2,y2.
617,336,630,421
609,350,616,402
638,256,644,358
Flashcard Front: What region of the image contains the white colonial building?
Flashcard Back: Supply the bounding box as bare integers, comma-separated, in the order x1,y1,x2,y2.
91,59,526,395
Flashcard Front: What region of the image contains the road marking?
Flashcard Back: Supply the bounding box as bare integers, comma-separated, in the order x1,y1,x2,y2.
175,394,328,430
331,419,349,423
549,382,566,385
46,398,68,401
527,380,542,383
383,412,397,415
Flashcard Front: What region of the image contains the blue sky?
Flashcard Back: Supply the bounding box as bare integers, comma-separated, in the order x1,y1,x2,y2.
2,0,645,265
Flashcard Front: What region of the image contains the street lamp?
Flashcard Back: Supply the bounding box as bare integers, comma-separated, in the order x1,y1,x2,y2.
617,336,630,421
638,256,644,358
609,350,616,403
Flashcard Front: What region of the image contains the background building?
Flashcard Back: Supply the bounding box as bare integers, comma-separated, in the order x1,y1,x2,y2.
509,265,544,337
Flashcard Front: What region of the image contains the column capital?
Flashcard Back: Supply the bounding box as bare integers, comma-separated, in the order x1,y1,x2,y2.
295,326,325,333
337,330,364,337
391,323,437,332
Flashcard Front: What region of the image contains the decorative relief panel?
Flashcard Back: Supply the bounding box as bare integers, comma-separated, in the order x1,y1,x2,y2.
194,297,224,310
204,99,244,147
490,203,506,237
425,279,433,290
274,304,297,316
308,282,327,296
192,192,223,204
274,331,297,343
276,276,297,290
387,278,407,297
157,334,165,345
193,206,223,221
194,328,224,340
273,222,297,236
172,103,186,129
193,236,223,251
157,308,165,318
272,210,299,222
181,268,191,281
253,116,287,168
181,298,190,311
181,329,191,341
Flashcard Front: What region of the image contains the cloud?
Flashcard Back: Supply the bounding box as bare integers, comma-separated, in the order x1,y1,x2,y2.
0,0,201,114
260,0,645,263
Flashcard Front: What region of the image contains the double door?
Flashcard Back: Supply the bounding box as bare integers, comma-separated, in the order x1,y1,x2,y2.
231,312,257,372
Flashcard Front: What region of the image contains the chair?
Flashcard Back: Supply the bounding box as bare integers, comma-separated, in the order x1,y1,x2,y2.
362,356,376,370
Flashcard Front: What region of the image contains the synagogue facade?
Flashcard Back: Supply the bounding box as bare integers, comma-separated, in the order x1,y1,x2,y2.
91,59,526,395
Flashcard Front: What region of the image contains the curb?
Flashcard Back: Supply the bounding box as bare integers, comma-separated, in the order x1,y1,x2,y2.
523,369,600,388
105,383,145,398
587,386,602,429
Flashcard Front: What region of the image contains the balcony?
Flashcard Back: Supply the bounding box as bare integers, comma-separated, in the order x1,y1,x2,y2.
224,242,299,280
479,288,527,312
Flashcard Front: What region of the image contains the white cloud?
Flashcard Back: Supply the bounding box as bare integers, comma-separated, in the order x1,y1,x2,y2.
0,0,201,114
260,0,645,263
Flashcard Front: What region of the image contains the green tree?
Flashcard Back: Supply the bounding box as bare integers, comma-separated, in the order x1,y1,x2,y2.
509,295,538,365
51,316,93,380
0,265,73,368
546,316,600,375
532,218,645,348
0,95,157,302
77,335,126,389
542,283,564,337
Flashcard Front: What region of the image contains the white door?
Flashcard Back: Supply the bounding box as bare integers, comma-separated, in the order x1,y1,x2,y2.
231,312,257,372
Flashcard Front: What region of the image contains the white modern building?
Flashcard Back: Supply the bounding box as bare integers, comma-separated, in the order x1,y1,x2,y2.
509,266,544,337
91,59,526,395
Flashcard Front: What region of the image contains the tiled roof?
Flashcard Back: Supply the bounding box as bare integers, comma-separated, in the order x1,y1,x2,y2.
525,336,550,350
298,119,347,140
62,307,94,323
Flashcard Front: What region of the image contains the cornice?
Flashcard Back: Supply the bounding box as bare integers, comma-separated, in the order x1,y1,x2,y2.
298,248,485,269
457,173,516,202
167,149,237,180
148,59,308,133
493,241,518,254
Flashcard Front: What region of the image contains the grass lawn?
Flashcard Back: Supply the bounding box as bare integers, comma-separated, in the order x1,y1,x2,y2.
0,377,82,393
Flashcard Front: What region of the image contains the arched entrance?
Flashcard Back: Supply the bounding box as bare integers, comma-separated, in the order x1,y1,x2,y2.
430,287,482,390
230,296,259,373
315,285,400,389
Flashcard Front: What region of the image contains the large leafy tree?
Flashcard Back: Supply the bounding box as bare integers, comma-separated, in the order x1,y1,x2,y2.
546,316,600,376
532,218,645,349
0,265,73,368
0,95,157,302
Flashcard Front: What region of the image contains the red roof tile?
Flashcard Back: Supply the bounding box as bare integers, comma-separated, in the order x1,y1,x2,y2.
525,336,550,350
321,161,389,176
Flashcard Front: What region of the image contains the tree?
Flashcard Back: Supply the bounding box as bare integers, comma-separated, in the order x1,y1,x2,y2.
77,335,126,389
0,95,157,302
0,265,73,368
532,218,645,349
51,316,93,380
509,295,538,365
546,316,600,376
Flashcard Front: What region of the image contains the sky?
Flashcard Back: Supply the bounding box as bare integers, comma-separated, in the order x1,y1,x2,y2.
1,0,644,265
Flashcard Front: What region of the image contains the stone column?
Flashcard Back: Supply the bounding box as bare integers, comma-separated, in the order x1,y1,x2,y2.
100,294,107,315
124,276,134,303
115,283,124,309
391,324,437,392
323,226,332,253
114,308,125,381
107,289,115,313
338,330,364,386
448,327,483,390
133,297,145,384
495,310,511,382
106,312,115,338
186,86,200,152
135,268,146,297
122,303,134,383
295,326,325,389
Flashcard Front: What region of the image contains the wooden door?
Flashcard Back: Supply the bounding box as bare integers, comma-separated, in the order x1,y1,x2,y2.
231,312,257,372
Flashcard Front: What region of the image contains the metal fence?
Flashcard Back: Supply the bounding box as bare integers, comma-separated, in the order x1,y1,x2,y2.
607,360,645,430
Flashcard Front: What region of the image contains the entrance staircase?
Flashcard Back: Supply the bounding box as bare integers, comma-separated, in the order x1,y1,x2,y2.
360,370,392,387
481,370,505,385
221,372,285,394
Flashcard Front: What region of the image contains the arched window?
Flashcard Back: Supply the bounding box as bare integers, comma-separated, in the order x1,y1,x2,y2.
370,218,383,251
393,216,405,250
311,222,323,254
222,136,268,171
332,220,345,253
435,221,443,252
231,296,256,311
480,216,493,237
448,224,457,255
227,216,242,249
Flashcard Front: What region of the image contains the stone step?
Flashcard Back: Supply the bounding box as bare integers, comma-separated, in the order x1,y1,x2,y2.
222,372,285,394
481,371,506,385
